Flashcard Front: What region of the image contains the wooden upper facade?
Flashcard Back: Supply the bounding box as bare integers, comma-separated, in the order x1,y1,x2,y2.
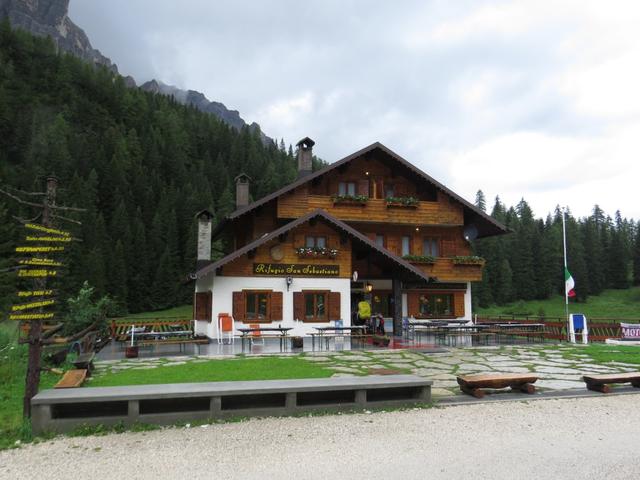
205,142,507,284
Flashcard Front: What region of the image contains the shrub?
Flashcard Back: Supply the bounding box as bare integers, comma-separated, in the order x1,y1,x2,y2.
62,282,116,336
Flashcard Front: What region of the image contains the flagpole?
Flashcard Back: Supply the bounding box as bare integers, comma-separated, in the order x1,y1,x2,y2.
562,208,570,341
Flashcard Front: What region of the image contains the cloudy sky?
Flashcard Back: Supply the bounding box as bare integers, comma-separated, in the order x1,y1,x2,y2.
69,0,640,220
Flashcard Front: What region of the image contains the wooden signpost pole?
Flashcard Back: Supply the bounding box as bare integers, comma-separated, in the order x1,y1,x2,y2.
22,176,57,417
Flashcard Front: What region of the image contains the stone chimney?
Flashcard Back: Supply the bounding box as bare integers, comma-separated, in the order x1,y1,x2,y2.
296,137,315,179
235,173,251,208
195,209,214,267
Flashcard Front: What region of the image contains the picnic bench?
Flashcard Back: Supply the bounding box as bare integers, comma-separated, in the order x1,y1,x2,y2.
311,326,368,350
54,369,88,389
457,373,539,398
137,337,209,353
582,373,640,393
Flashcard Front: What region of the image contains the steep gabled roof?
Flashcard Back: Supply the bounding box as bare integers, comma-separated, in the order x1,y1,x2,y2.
195,208,432,282
213,142,508,239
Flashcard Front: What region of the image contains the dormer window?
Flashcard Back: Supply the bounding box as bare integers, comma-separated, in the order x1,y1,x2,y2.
338,182,356,196
306,236,327,248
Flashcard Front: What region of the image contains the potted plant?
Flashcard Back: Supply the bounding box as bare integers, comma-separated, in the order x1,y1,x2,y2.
451,256,486,266
385,196,419,208
295,246,339,259
125,324,139,358
331,194,369,205
402,254,436,264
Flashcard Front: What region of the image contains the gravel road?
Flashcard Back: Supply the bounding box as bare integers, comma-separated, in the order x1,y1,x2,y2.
1,395,639,480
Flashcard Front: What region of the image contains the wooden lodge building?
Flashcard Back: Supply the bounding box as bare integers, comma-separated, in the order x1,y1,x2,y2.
191,138,508,339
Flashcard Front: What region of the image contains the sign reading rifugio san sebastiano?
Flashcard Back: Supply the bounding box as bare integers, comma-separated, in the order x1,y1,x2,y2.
253,263,340,277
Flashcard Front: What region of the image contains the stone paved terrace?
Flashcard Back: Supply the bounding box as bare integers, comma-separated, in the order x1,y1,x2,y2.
91,344,639,399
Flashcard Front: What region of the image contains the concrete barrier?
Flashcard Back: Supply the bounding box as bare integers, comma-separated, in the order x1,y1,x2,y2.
31,375,432,434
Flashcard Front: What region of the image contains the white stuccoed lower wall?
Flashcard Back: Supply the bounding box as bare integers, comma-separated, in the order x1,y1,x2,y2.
194,274,351,339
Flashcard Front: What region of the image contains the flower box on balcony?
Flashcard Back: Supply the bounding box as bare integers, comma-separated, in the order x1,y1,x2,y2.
385,196,419,208
296,246,339,259
451,256,486,266
402,254,436,264
332,194,368,206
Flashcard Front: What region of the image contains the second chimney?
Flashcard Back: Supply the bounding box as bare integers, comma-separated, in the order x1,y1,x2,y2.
235,173,251,208
296,137,315,179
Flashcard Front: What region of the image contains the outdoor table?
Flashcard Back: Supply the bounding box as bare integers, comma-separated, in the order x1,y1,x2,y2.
237,327,293,352
312,326,367,350
413,324,491,346
489,323,545,343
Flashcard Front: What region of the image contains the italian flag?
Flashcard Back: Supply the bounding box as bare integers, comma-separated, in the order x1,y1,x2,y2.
565,267,576,298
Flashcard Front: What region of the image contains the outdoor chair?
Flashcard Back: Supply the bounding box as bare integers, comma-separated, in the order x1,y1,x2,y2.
217,313,235,345
249,323,264,346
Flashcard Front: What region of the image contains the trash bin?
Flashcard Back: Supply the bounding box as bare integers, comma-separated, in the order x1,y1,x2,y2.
291,336,304,350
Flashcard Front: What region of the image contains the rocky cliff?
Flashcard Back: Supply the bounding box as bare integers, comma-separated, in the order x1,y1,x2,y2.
1,0,270,139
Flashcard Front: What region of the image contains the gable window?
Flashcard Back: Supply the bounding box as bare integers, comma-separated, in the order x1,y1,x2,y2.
423,238,439,257
304,291,327,322
338,181,356,196
306,236,327,248
384,184,395,198
419,293,453,317
401,236,411,256
246,291,270,321
375,234,385,248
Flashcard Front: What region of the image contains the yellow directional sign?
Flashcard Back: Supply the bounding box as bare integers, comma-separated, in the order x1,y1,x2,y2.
11,299,56,312
17,290,55,298
9,312,55,321
18,258,64,267
15,246,65,253
18,269,58,278
25,235,72,243
24,223,70,237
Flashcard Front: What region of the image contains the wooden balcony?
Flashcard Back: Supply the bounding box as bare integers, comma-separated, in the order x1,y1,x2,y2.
277,194,464,225
410,257,483,282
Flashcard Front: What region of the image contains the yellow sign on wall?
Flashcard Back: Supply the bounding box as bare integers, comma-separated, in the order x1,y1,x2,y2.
253,263,340,277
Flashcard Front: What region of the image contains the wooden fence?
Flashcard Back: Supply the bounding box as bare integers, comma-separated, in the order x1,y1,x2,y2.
109,317,193,340
476,315,640,343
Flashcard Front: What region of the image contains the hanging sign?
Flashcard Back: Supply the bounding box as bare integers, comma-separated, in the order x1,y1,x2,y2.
24,223,70,237
15,246,65,253
17,290,55,298
18,269,58,278
25,235,72,243
11,299,56,312
9,312,55,321
253,263,340,277
18,258,64,267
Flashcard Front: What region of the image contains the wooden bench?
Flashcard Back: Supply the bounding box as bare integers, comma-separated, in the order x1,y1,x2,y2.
54,369,87,389
457,373,539,398
138,338,209,353
582,373,640,393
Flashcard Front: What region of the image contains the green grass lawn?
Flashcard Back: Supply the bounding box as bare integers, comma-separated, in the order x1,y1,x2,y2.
475,287,640,320
556,344,640,366
88,357,335,388
0,322,67,450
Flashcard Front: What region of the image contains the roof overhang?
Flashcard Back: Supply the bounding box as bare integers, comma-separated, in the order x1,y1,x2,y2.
211,142,509,240
194,208,433,282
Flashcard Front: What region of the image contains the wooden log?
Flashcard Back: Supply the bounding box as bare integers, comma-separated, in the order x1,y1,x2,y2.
54,369,87,389
585,382,611,394
510,383,536,394
459,384,485,398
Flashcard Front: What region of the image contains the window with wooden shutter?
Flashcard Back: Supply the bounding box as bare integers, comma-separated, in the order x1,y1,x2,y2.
293,292,304,321
194,292,212,321
232,291,245,321
271,291,283,320
329,292,341,321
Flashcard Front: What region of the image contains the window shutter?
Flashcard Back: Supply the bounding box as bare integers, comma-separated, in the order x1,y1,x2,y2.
194,292,212,321
329,292,341,321
232,291,246,321
358,179,369,197
407,291,419,316
271,291,283,320
293,292,304,321
453,292,465,317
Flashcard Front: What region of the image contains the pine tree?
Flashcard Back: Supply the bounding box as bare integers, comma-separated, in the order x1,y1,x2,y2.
633,222,640,286
474,190,487,212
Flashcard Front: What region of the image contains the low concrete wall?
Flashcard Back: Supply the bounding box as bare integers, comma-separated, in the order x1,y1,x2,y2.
31,375,432,434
